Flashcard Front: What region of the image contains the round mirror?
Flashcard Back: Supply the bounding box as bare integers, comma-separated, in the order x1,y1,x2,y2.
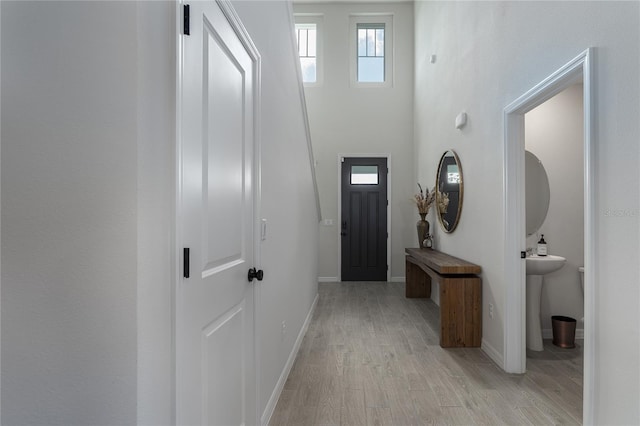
435,150,463,233
525,150,550,236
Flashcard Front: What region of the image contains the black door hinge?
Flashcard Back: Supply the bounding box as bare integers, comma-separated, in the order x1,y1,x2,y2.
183,4,190,36
184,247,190,278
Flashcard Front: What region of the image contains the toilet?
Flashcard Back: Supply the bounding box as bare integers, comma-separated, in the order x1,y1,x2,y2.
578,266,585,293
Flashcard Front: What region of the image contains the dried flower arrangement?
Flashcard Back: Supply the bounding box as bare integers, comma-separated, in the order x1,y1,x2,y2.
412,183,436,215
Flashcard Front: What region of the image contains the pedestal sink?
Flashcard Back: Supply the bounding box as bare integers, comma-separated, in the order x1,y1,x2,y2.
526,255,566,351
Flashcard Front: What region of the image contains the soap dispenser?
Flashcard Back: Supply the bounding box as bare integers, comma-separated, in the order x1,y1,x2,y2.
537,234,547,256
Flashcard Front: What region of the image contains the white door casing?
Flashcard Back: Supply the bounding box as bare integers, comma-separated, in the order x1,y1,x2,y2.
177,2,260,425
503,48,594,422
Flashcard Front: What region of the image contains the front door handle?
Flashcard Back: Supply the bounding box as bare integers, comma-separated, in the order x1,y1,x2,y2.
248,268,264,282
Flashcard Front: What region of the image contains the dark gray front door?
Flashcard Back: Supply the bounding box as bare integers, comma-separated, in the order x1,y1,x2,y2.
341,157,388,281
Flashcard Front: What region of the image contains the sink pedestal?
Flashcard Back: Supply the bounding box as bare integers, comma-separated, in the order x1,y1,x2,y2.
526,275,544,351
525,255,566,352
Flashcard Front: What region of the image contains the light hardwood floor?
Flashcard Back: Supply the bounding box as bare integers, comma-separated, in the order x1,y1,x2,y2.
269,282,583,426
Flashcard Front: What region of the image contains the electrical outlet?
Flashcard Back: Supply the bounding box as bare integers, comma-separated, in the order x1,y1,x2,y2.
489,303,494,319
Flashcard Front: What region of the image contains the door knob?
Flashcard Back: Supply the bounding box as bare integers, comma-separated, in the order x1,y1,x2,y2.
248,268,264,282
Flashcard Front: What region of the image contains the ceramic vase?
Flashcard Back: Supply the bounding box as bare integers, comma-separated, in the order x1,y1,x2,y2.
417,213,430,249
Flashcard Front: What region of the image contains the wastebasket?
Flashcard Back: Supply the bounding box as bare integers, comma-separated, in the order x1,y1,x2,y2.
551,316,576,348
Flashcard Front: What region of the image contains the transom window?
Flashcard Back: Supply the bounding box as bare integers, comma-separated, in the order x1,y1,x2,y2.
349,14,393,87
357,23,385,83
295,23,317,84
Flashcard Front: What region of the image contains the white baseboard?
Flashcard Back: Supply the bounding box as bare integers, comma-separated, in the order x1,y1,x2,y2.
481,338,504,369
260,293,319,426
543,328,584,340
319,277,408,283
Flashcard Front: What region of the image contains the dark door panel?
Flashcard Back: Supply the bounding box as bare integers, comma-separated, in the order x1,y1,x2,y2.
341,157,388,281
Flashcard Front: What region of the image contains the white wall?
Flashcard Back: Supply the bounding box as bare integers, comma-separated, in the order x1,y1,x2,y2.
293,1,415,281
233,2,319,422
0,3,3,418
2,2,138,424
136,2,175,424
525,84,584,334
414,2,639,423
2,1,318,425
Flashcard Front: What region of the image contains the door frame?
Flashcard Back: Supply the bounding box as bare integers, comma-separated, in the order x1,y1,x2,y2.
502,48,594,422
174,1,262,424
337,153,391,282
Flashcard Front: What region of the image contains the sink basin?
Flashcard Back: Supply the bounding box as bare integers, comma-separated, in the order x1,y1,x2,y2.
526,255,566,276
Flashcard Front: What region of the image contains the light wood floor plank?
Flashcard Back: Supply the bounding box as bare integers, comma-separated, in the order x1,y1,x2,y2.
440,405,475,425
411,389,446,424
518,406,555,426
287,405,318,426
316,375,343,426
342,388,367,426
270,389,295,426
366,407,393,426
429,369,465,408
269,282,583,426
363,365,390,408
383,376,420,425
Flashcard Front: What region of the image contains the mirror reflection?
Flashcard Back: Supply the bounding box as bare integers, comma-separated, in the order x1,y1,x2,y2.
525,150,550,236
436,150,463,233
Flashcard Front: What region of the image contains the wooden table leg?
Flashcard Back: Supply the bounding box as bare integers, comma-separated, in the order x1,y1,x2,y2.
405,256,431,298
439,276,482,347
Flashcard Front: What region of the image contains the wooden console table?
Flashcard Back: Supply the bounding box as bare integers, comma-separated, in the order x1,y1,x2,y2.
405,248,482,348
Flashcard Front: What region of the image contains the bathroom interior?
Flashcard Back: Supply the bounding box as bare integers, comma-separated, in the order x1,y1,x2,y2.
524,82,585,356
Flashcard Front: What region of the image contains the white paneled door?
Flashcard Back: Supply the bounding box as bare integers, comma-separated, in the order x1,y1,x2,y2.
177,2,259,425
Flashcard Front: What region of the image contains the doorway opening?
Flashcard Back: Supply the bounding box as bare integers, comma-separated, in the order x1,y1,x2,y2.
524,83,584,351
503,48,594,423
339,156,390,281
